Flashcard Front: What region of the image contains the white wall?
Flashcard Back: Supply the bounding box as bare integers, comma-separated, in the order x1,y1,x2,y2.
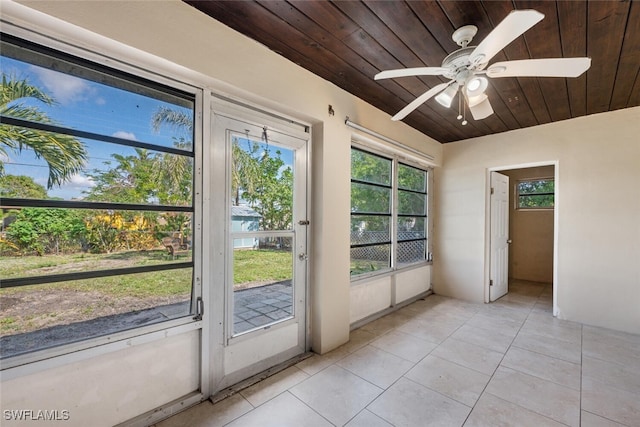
1,331,200,427
434,107,640,334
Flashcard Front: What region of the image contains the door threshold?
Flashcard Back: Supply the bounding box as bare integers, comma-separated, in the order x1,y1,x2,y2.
210,352,313,404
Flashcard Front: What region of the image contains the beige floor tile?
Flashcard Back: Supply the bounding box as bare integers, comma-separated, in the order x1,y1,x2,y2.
486,367,580,426
512,329,582,364
359,312,410,336
337,345,414,388
240,366,309,407
405,354,490,406
450,323,514,353
156,394,252,427
521,318,583,345
290,365,382,426
583,325,640,347
583,330,640,371
344,409,393,427
431,337,504,375
582,376,640,427
583,355,640,395
464,392,566,427
580,411,629,427
338,328,378,354
419,300,480,320
465,313,522,337
225,392,332,427
477,304,530,323
370,330,437,363
295,346,349,376
501,346,581,390
398,317,461,344
525,311,582,330
368,377,471,427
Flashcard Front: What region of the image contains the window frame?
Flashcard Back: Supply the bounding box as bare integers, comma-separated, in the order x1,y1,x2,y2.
350,147,394,277
0,32,204,368
350,144,432,281
516,177,555,210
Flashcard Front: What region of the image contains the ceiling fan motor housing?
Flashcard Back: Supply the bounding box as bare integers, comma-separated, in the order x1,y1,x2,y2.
441,46,477,79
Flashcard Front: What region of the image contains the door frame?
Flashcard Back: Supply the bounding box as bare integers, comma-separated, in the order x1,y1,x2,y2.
484,161,559,315
209,96,311,393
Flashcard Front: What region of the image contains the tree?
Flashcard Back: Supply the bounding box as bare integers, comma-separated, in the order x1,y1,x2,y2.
6,207,85,255
0,74,87,188
86,148,158,204
0,175,49,231
150,107,193,206
0,174,47,199
241,147,293,230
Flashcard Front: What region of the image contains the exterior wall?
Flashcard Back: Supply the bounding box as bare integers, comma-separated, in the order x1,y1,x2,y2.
502,166,554,283
434,107,640,334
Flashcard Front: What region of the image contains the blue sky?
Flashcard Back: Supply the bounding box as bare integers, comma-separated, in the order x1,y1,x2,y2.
2,54,295,201
2,55,192,200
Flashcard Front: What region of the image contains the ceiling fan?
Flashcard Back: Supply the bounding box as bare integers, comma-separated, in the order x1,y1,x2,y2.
374,9,591,124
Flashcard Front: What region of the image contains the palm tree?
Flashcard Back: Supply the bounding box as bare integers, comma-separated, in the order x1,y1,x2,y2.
0,73,87,189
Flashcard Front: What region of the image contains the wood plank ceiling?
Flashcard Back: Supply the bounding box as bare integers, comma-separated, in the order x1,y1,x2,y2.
186,1,640,143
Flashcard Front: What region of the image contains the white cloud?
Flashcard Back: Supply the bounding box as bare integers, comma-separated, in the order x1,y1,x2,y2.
48,174,96,200
68,174,96,188
30,66,94,105
112,131,137,141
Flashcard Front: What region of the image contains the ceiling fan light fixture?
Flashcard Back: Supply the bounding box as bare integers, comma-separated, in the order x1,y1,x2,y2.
435,84,458,108
466,92,488,108
465,76,488,97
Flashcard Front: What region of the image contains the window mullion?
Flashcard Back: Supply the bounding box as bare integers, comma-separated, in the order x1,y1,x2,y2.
391,158,399,271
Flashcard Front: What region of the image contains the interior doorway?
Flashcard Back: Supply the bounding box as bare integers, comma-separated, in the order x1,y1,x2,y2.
486,163,557,314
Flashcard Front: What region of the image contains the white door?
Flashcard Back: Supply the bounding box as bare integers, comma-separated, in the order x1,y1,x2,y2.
490,171,510,301
211,109,308,391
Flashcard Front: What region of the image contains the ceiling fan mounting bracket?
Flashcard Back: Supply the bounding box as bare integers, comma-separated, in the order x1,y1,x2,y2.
452,25,478,47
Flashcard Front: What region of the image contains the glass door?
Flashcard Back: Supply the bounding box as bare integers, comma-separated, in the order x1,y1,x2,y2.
212,110,308,391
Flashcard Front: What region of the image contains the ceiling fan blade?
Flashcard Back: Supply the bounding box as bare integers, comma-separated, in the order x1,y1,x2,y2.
464,92,494,120
375,67,449,80
469,9,544,66
486,58,591,78
392,82,451,121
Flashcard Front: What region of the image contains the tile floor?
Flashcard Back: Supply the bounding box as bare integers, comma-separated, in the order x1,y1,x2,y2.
155,281,640,427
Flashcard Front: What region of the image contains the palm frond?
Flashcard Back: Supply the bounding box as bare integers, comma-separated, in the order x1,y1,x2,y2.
1,73,55,107
150,106,193,133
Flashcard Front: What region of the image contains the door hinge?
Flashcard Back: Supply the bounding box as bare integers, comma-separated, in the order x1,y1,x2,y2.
193,296,203,321
490,187,494,195
489,280,494,286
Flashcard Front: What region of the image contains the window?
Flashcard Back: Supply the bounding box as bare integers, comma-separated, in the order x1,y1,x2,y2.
517,178,554,209
397,163,427,265
0,35,198,360
350,147,430,277
350,148,392,275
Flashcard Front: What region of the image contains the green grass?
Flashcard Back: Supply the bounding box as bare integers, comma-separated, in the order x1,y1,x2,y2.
233,249,292,284
0,248,291,299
